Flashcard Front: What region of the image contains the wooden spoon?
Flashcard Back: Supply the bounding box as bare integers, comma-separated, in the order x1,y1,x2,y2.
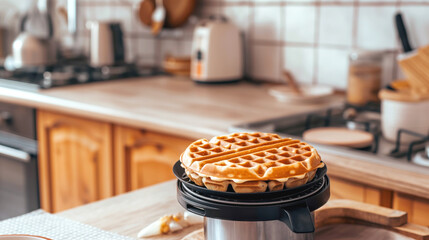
282,70,302,95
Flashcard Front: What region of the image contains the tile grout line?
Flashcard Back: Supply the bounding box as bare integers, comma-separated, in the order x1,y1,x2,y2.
351,0,359,49
279,1,286,83
312,0,321,85
248,1,255,81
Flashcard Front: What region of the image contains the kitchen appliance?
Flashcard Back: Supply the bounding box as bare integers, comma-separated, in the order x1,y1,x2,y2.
12,33,51,69
87,21,125,67
173,161,330,240
0,62,146,91
0,102,39,221
11,0,56,69
182,199,429,240
0,27,10,63
231,103,429,169
191,16,243,83
379,89,429,143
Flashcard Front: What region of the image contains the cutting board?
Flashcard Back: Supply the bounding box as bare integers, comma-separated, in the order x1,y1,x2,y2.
182,200,429,240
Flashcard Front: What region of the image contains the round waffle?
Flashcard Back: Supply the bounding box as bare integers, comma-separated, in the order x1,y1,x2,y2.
180,132,324,193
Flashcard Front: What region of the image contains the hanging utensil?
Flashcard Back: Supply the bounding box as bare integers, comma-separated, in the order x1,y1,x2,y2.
151,0,165,35
137,0,155,27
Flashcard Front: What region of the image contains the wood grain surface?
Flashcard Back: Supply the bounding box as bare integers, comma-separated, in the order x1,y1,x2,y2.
322,153,429,200
58,181,199,240
0,76,427,199
57,181,429,240
38,111,114,212
0,76,341,139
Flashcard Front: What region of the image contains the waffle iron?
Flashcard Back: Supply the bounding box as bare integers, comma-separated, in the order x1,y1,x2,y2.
173,161,330,239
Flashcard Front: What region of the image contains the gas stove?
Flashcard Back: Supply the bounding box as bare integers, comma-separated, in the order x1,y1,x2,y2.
231,104,429,171
0,63,156,91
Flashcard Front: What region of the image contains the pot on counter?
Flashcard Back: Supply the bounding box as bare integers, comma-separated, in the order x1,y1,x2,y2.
379,89,429,143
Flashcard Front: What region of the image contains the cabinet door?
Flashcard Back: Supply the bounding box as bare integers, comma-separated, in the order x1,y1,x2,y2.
330,176,392,208
37,111,113,212
393,192,429,226
114,126,194,193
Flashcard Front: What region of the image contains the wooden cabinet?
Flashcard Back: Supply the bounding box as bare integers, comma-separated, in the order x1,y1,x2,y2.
38,111,194,212
330,176,392,208
114,126,193,194
37,110,429,221
393,192,429,226
37,111,114,212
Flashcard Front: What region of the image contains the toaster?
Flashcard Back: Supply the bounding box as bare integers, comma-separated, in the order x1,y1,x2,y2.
191,17,243,83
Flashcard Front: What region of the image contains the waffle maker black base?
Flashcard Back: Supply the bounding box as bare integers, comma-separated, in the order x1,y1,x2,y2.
173,161,330,233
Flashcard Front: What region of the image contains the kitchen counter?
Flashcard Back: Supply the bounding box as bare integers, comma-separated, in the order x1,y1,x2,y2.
57,180,428,240
0,75,428,199
0,76,339,139
58,180,197,240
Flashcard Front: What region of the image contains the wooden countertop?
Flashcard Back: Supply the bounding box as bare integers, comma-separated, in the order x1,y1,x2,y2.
0,76,339,139
57,180,427,240
0,75,428,198
58,180,197,240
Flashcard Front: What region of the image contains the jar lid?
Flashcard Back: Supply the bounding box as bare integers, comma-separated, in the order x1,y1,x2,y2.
379,88,429,102
349,50,386,61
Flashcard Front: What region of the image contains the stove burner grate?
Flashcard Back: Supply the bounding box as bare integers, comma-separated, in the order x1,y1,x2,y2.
390,129,429,161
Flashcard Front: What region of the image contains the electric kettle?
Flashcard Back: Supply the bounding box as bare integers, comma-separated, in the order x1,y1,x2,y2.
87,21,125,67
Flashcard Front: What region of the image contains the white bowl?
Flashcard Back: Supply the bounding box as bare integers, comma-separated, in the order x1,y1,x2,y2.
269,84,334,103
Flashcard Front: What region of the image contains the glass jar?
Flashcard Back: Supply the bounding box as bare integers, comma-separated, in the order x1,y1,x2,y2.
347,51,384,106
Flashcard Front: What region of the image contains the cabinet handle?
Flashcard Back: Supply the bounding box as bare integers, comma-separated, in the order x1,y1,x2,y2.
0,144,31,163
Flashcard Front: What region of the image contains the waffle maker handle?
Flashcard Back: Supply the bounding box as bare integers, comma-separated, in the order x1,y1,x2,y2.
280,204,315,233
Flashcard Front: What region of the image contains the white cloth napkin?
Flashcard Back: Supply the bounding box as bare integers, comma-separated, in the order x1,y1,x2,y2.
0,210,135,240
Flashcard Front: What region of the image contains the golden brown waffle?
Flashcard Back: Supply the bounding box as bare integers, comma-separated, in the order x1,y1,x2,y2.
180,132,324,193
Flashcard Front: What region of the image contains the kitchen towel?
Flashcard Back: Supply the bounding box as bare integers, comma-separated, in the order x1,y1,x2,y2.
0,210,135,240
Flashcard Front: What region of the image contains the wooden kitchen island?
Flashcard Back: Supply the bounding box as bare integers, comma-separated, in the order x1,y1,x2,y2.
57,180,429,240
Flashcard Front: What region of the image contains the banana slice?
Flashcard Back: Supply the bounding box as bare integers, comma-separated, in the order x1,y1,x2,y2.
137,211,203,238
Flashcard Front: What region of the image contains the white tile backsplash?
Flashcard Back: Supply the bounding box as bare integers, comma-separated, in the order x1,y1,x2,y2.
250,44,281,82
317,47,350,89
222,5,251,35
111,5,133,33
283,46,315,84
284,5,317,44
125,37,136,63
400,5,429,49
66,0,429,89
158,39,181,65
252,6,282,41
319,6,354,47
138,38,156,57
356,6,398,50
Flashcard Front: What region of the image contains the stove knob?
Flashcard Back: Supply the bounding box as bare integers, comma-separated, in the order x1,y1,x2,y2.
42,72,53,88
